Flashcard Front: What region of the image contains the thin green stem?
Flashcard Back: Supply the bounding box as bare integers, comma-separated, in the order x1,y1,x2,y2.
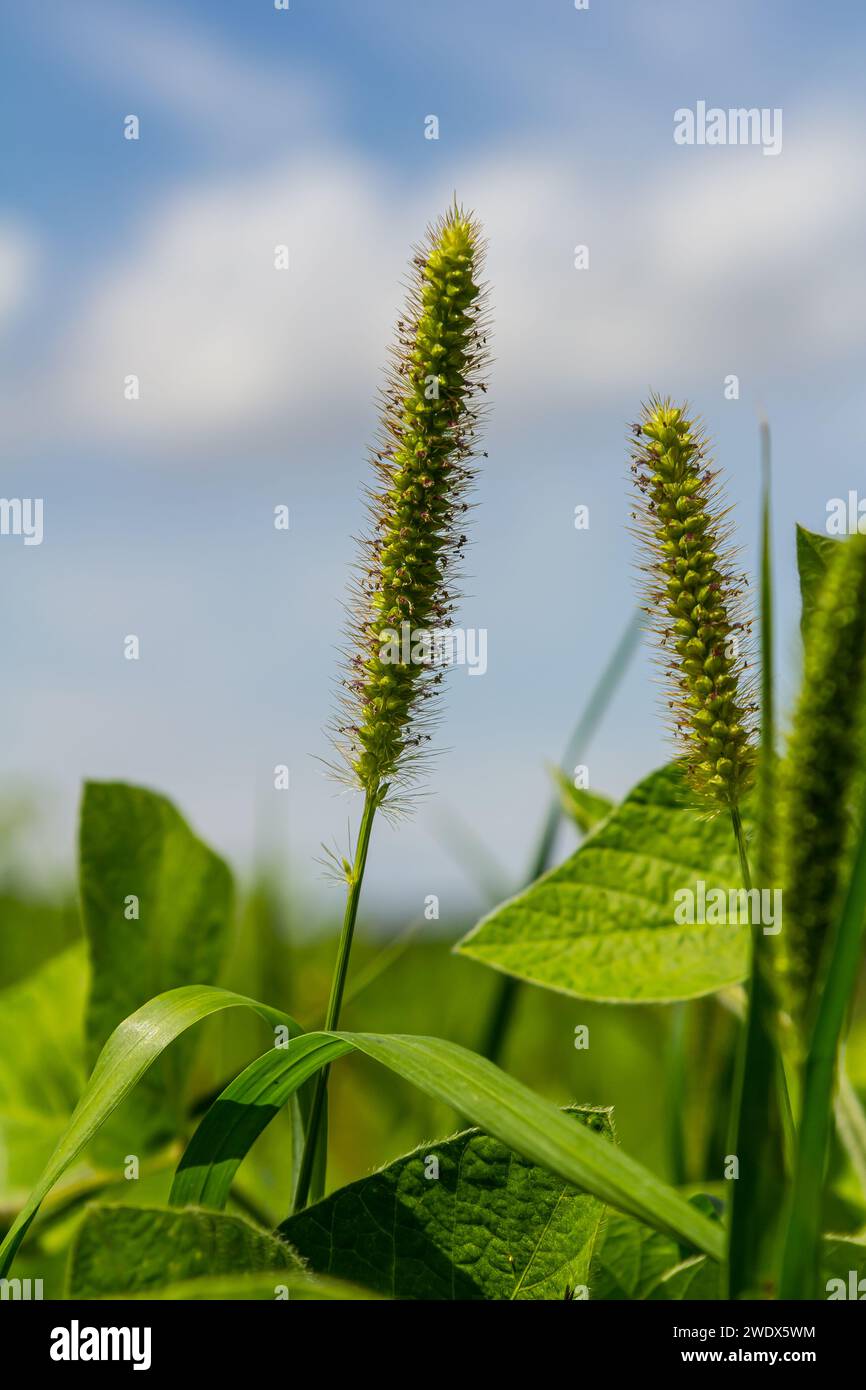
293,790,378,1211
730,806,752,891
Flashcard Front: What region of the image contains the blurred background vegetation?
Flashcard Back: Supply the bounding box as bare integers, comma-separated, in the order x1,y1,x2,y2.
3,782,865,1297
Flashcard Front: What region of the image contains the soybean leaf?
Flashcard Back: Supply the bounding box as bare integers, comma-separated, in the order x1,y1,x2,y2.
67,1204,300,1297
796,524,841,638
590,1209,680,1300
457,765,750,1003
172,1031,724,1260
80,782,234,1153
0,947,87,1202
550,769,615,836
279,1108,612,1300
0,985,301,1278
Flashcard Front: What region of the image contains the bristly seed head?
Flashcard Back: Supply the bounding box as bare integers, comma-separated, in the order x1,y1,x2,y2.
630,396,756,811
332,203,490,808
775,532,866,1042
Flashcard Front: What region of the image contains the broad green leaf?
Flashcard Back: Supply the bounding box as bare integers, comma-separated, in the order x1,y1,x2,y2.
0,947,87,1201
551,769,615,835
172,1031,724,1261
590,1209,680,1300
0,985,301,1278
67,1204,300,1297
80,782,234,1152
115,1271,382,1300
458,765,749,1003
796,523,840,638
279,1108,612,1300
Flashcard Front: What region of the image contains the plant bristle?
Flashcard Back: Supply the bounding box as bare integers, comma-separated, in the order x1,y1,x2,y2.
630,396,756,812
331,204,490,807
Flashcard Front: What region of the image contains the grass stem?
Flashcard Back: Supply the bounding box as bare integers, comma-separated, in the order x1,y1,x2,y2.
293,790,378,1211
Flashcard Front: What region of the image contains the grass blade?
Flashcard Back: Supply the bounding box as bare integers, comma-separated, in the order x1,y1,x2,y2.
171,1030,724,1260
480,610,642,1060
726,418,788,1297
0,986,302,1278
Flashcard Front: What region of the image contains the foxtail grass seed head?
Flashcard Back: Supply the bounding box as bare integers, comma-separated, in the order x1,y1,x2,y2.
630,397,756,811
776,532,866,1040
333,204,490,808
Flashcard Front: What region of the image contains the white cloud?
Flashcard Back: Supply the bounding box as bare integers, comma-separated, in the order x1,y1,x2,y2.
4,107,865,461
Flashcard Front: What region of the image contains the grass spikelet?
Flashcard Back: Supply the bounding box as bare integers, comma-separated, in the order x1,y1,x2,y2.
776,532,866,1039
333,203,490,809
630,396,756,811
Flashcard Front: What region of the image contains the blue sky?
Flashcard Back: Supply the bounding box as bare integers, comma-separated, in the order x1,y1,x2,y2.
2,0,865,923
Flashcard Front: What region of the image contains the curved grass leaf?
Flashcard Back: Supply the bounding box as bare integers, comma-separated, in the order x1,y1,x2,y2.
172,1031,724,1260
551,770,615,836
279,1108,612,1300
457,765,750,1003
67,1204,300,1297
80,782,234,1154
0,985,301,1278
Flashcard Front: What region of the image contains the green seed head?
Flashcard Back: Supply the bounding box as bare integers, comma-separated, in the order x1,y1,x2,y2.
630,397,756,811
333,204,489,806
775,532,866,1039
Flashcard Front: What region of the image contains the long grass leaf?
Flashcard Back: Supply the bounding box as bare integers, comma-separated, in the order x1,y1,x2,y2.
726,418,788,1297
171,1030,724,1260
0,986,302,1277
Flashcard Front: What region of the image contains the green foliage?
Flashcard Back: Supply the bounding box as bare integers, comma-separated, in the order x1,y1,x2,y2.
795,523,841,638
171,1030,724,1257
630,398,756,810
591,1210,681,1300
776,533,866,1040
458,765,749,1002
67,1204,300,1297
551,769,615,834
280,1110,611,1300
0,947,86,1201
0,894,79,992
80,782,234,1152
0,984,300,1278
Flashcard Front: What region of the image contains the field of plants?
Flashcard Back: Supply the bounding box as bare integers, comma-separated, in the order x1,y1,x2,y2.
2,204,866,1311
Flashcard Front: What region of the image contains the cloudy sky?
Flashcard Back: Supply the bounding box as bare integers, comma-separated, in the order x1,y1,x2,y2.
2,0,865,923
